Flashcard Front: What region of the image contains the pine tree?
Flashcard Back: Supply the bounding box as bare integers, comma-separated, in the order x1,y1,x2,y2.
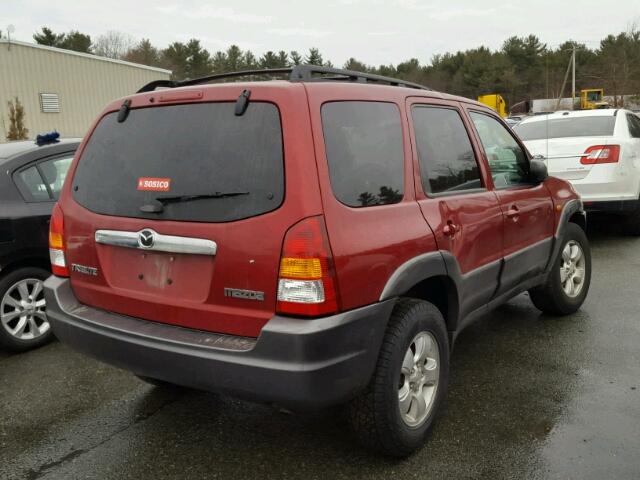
225,45,243,71
277,51,289,67
123,39,161,67
289,51,303,65
243,51,258,70
162,42,190,79
33,27,91,53
185,39,211,78
259,51,280,69
33,27,64,46
344,58,369,72
211,51,228,73
305,48,324,66
60,31,92,53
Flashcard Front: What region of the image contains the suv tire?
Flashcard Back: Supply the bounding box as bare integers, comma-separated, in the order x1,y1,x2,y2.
348,298,449,457
0,267,53,352
529,223,591,315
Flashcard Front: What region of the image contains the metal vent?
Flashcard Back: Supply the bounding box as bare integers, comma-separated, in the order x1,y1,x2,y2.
40,93,60,113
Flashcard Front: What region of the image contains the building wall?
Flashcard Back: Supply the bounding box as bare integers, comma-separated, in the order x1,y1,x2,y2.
0,40,171,141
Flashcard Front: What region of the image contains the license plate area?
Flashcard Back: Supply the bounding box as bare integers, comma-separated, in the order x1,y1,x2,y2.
96,245,214,302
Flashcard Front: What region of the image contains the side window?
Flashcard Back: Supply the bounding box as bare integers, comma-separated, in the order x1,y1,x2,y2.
321,101,404,207
16,166,50,202
627,114,640,138
38,155,74,199
411,106,481,194
470,111,530,188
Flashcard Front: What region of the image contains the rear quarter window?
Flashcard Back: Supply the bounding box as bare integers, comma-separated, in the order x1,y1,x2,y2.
321,101,404,207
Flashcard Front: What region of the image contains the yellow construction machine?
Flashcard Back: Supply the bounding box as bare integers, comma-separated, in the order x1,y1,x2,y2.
477,94,508,118
580,89,609,109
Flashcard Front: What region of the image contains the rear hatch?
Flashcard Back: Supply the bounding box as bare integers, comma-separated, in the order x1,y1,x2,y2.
515,114,616,181
62,84,321,337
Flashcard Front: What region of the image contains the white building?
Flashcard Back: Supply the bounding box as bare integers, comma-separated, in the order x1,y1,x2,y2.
0,39,171,141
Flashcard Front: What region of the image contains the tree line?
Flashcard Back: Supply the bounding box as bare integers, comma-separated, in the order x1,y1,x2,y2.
26,26,640,107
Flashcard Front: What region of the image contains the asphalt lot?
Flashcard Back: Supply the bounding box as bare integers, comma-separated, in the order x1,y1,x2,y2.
1,223,639,480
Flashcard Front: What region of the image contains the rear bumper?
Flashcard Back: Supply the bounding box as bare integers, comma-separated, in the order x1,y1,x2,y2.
583,198,640,213
567,165,640,204
44,276,394,410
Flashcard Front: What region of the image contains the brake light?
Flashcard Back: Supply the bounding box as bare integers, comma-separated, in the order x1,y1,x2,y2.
49,203,69,277
276,216,339,316
581,145,620,165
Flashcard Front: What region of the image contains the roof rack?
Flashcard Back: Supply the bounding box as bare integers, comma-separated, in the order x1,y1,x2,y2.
137,64,432,93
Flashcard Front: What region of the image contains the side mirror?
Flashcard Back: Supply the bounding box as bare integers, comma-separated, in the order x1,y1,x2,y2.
529,159,548,183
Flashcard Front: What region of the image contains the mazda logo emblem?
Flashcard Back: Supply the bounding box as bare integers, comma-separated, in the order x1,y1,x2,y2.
138,229,155,249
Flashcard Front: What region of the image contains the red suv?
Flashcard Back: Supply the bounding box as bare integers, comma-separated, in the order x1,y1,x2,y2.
44,66,591,456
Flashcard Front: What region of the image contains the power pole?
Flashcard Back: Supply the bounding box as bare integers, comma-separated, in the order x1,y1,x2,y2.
556,52,573,110
545,52,549,98
571,45,576,110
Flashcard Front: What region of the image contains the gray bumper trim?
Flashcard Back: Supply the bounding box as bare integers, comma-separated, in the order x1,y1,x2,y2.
44,277,394,410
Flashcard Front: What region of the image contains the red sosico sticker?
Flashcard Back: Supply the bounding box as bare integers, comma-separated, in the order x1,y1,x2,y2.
137,177,171,192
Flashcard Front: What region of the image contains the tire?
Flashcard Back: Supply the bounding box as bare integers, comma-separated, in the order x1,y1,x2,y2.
348,298,449,457
623,208,640,236
0,267,54,352
529,223,591,315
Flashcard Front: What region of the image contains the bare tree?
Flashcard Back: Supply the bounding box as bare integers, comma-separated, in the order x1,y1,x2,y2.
93,31,135,59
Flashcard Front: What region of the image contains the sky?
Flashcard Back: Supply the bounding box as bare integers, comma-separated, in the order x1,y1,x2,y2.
3,0,639,66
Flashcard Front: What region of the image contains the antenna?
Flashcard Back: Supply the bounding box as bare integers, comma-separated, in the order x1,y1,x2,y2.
6,24,15,50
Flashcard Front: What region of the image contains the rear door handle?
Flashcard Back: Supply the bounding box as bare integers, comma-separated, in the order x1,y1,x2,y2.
506,205,520,220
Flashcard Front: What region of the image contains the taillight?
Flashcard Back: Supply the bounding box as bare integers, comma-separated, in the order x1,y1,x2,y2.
581,145,620,165
276,216,339,316
49,203,69,277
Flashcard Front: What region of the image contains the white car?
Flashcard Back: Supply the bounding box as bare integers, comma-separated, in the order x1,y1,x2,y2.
514,109,640,234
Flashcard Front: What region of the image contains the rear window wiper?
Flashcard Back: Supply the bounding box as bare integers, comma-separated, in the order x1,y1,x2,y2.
154,191,249,205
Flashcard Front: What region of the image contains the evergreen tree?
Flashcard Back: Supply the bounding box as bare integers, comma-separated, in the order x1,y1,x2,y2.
60,31,92,53
259,51,280,69
243,51,258,69
289,50,303,65
211,51,228,72
123,39,161,67
305,48,324,66
344,58,369,72
28,25,640,106
225,45,243,71
162,42,190,79
277,50,289,67
33,27,64,46
185,39,211,77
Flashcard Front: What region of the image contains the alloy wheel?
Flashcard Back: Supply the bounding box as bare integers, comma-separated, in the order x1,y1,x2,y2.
560,240,586,298
0,278,49,341
398,331,440,427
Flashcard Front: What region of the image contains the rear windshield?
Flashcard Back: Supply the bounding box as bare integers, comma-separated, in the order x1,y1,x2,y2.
514,116,616,141
72,102,284,222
